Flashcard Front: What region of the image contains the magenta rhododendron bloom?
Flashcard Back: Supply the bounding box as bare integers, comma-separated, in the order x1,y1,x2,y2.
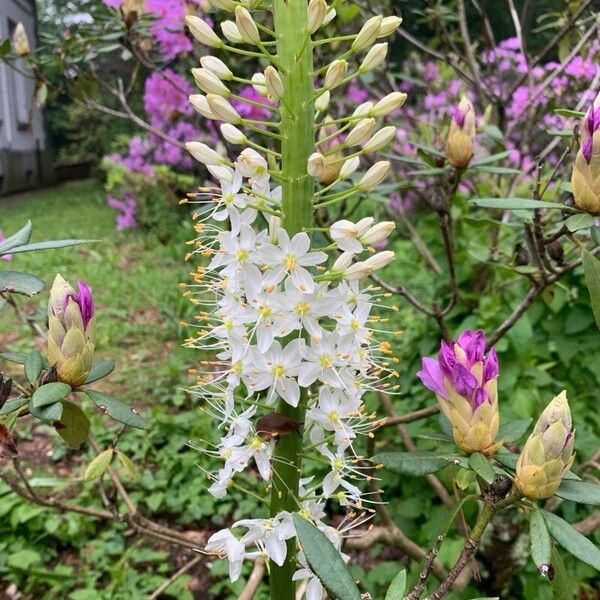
0,230,13,261
143,70,193,127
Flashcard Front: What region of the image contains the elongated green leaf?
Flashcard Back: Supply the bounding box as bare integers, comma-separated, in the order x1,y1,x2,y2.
470,198,572,211
555,480,600,506
0,396,29,415
0,221,32,255
0,352,49,368
0,271,44,296
117,451,139,480
469,452,495,484
541,510,600,571
554,108,585,118
55,401,90,449
84,390,148,429
31,383,71,409
84,449,114,482
83,360,115,384
407,166,451,176
550,547,574,600
530,507,552,569
582,249,600,331
29,401,63,422
373,451,459,476
471,166,522,175
565,213,595,232
24,351,44,385
591,226,600,246
470,150,511,166
7,238,97,255
384,569,406,600
292,514,360,600
498,418,532,442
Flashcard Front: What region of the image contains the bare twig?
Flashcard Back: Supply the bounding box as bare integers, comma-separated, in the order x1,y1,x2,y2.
572,511,600,535
148,555,203,600
378,404,440,428
239,558,267,600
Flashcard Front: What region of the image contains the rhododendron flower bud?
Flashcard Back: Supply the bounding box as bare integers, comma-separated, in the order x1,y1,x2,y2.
221,20,244,43
186,142,227,165
307,0,327,33
324,60,347,89
48,275,95,387
192,68,230,96
571,92,600,214
345,118,375,147
307,152,326,178
339,156,359,179
417,330,500,455
220,124,247,145
351,16,382,52
235,6,260,44
200,56,233,80
378,16,402,38
189,94,216,119
359,43,388,73
357,161,390,190
371,92,407,117
207,94,242,124
264,66,284,101
12,22,30,55
363,126,397,152
315,90,330,112
515,391,575,500
446,97,476,169
360,221,395,245
186,16,223,48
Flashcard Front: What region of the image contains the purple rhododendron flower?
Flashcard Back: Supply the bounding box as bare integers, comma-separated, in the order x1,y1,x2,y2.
143,70,193,128
232,86,273,121
107,194,138,231
103,0,122,8
0,230,13,261
64,280,95,329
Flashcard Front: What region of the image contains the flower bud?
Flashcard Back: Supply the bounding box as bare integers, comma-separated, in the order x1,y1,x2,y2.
345,118,375,147
186,142,226,165
12,23,30,55
207,164,234,181
192,68,230,96
207,94,242,124
307,152,326,178
353,101,374,117
318,118,343,184
315,90,330,112
360,221,395,245
342,261,371,281
323,7,336,26
264,66,284,101
351,16,382,52
355,217,374,236
307,0,327,33
339,156,360,179
357,161,390,190
268,216,281,243
363,126,396,152
446,97,476,169
330,220,361,253
417,330,500,455
571,92,600,214
332,252,354,273
209,0,235,10
515,391,575,500
200,56,233,80
220,124,247,145
189,94,216,119
235,6,260,44
221,20,244,44
371,92,407,117
359,42,388,73
365,250,394,270
251,72,268,97
324,60,347,89
186,16,223,48
378,16,402,38
48,275,96,387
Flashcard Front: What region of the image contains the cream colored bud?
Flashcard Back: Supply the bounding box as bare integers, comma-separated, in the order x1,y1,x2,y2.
333,252,354,273
189,94,216,119
343,261,371,280
351,16,382,51
192,68,230,96
324,59,347,89
185,16,223,48
185,142,226,166
250,73,268,97
315,90,330,112
207,164,234,181
339,156,360,179
363,126,397,152
12,23,30,56
345,118,375,147
360,221,396,245
206,94,241,124
356,217,375,236
307,152,326,177
371,92,407,117
378,16,402,38
357,160,390,190
220,124,247,145
365,250,395,270
323,7,336,26
353,103,374,120
209,0,235,11
264,66,284,101
307,0,328,33
235,6,260,44
221,20,244,43
200,56,233,80
268,216,282,243
360,42,388,72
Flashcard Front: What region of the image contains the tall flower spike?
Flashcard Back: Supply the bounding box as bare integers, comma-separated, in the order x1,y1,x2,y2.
446,97,476,169
515,391,575,500
417,330,500,455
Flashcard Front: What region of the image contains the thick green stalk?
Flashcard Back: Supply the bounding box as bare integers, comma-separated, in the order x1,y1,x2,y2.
270,1,314,599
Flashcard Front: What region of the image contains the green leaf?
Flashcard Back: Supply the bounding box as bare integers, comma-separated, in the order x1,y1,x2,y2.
24,351,44,384
384,569,406,600
29,400,63,422
0,271,45,296
0,395,29,415
292,514,361,600
554,108,585,118
84,359,115,384
84,390,148,429
564,213,596,232
530,506,552,569
555,480,600,506
469,452,495,484
0,221,32,255
470,198,571,211
582,249,600,331
469,151,511,166
550,547,574,600
541,510,600,571
498,418,532,442
84,449,114,482
0,352,29,365
407,166,451,176
7,238,97,255
373,451,458,476
117,451,139,480
591,226,600,246
471,166,522,175
55,401,90,449
31,383,72,409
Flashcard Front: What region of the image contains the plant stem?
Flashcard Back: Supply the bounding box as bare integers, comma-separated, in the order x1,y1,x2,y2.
269,1,314,599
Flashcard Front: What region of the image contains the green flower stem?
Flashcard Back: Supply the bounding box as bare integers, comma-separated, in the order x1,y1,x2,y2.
230,93,280,113
270,0,315,599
